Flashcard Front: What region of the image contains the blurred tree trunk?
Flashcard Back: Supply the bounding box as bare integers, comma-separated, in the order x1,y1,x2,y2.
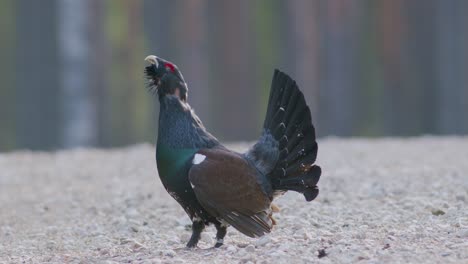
88,0,110,147
0,0,16,151
207,0,258,141
286,0,320,129
120,0,139,145
124,0,149,144
378,0,405,135
175,0,213,130
144,1,177,60
107,0,146,146
403,0,438,135
435,0,468,134
318,0,360,136
253,0,282,129
355,1,385,136
16,0,60,150
143,0,176,144
58,0,97,148
465,0,468,133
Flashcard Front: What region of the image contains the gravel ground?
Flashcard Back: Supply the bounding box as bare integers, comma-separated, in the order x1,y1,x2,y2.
1,137,467,263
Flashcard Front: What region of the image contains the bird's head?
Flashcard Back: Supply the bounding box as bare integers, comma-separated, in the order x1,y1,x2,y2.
144,55,188,102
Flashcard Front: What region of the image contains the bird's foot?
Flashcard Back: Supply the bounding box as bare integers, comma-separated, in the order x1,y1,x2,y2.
186,240,199,249
214,239,224,248
185,219,204,249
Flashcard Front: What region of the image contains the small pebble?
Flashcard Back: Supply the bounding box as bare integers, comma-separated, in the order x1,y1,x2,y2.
99,248,110,255
227,245,237,252
255,236,270,247
245,244,255,252
431,209,445,216
457,229,468,238
237,243,249,248
131,241,146,252
163,249,176,257
200,233,214,244
125,208,139,218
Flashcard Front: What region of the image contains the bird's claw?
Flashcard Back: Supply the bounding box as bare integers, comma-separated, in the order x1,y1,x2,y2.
214,242,223,248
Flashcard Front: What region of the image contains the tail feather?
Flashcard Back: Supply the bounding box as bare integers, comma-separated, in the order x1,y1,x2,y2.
283,89,302,123
278,135,288,149
279,79,295,109
287,139,318,165
263,71,281,128
274,166,321,192
303,187,319,201
285,152,318,177
273,122,286,139
262,69,321,201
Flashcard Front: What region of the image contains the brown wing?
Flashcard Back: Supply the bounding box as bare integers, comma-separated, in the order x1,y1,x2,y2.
188,148,273,237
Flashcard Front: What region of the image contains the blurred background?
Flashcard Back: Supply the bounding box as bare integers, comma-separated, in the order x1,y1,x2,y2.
1,0,467,151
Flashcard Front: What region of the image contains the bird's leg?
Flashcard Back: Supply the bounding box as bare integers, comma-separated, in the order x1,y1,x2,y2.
214,222,227,248
186,219,205,248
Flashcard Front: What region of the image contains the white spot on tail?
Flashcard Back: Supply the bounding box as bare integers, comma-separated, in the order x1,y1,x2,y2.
192,154,206,165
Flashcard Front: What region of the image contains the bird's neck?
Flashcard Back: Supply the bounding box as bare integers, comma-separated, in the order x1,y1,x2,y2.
157,96,219,149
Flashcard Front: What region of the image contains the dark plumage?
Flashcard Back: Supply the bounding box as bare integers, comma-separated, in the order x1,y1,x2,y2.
144,55,321,248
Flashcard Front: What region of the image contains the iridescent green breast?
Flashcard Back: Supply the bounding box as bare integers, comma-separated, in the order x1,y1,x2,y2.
156,143,198,180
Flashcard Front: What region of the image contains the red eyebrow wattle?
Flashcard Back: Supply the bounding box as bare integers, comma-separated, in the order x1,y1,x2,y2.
165,63,175,72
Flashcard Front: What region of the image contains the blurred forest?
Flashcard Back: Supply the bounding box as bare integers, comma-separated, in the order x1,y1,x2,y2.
1,0,467,151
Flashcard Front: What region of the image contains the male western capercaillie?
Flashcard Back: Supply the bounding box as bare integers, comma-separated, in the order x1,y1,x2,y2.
144,55,321,248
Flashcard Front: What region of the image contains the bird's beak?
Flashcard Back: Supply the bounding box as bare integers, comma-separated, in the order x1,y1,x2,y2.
145,55,159,68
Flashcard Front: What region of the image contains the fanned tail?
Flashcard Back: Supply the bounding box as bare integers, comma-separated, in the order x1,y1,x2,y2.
261,69,321,201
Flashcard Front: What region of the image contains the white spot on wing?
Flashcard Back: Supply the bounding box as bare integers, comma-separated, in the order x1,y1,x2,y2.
190,180,195,189
192,153,206,165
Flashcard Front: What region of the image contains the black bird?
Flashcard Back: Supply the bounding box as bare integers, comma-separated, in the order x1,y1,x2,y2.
144,55,321,248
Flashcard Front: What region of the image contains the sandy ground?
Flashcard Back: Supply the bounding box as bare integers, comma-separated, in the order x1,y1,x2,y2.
0,137,467,263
